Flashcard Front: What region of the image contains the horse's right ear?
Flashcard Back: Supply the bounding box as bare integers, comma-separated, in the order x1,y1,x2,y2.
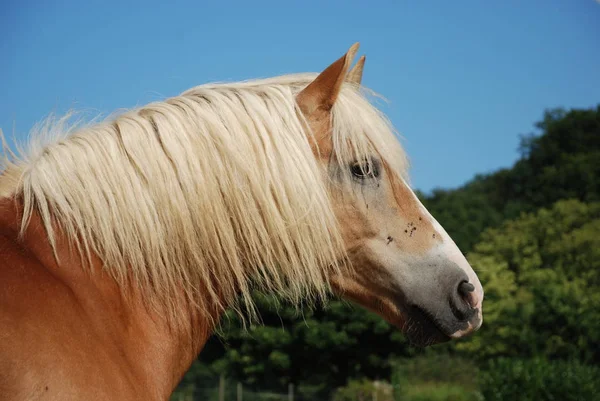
297,43,359,116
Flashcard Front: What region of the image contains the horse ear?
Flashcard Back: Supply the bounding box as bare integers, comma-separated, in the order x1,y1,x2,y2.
347,55,365,86
297,43,360,115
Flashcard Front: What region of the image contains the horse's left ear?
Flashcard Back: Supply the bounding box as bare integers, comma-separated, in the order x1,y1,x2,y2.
297,43,360,115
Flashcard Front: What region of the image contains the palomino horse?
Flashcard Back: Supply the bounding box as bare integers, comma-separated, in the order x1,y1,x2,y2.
0,43,483,400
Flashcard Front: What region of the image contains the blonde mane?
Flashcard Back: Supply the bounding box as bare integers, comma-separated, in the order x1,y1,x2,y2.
0,74,408,324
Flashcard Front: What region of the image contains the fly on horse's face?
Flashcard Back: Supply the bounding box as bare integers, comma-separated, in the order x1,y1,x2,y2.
297,44,483,346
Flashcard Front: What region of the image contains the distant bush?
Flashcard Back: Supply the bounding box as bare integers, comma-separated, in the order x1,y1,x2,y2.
392,354,479,388
480,358,600,401
398,382,482,401
391,354,481,401
333,379,393,401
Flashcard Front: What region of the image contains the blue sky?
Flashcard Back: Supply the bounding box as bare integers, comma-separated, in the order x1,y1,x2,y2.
1,0,599,193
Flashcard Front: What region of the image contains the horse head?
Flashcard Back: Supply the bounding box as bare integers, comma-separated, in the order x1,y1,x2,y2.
296,43,483,346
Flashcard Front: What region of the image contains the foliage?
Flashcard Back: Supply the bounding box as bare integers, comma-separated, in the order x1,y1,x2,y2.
191,293,413,397
424,105,600,252
391,354,481,401
395,383,482,401
458,200,600,363
333,379,393,401
392,353,479,390
479,358,600,401
418,179,505,252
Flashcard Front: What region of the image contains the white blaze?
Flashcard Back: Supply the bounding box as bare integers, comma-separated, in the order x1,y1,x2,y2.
408,183,484,334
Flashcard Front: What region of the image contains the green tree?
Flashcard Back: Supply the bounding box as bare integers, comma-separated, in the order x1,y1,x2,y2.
191,294,414,398
418,178,504,252
458,199,600,363
423,105,600,253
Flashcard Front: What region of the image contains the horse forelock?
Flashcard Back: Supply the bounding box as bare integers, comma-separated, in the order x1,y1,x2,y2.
5,73,408,326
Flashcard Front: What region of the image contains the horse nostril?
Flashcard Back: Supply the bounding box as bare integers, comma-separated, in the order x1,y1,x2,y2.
449,280,477,321
457,280,477,310
458,281,475,297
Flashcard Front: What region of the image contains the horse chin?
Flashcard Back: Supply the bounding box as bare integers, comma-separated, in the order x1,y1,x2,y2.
399,305,452,347
330,279,451,347
373,292,452,347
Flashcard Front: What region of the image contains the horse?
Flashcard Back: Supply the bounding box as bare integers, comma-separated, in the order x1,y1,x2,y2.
0,43,483,400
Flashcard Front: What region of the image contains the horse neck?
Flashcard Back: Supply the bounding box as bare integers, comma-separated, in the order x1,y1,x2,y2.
0,198,216,399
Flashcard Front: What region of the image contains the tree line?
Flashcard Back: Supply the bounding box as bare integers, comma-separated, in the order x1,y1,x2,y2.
173,105,600,400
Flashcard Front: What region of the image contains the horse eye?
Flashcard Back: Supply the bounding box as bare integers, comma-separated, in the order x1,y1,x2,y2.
350,159,380,179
